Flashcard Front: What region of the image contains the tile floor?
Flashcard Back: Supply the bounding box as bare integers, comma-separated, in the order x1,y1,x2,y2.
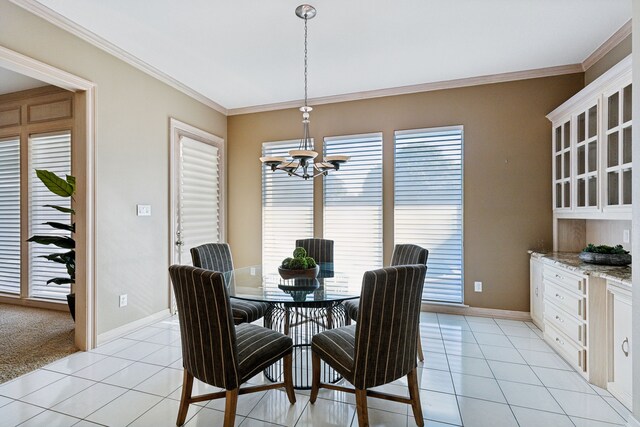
0,312,633,426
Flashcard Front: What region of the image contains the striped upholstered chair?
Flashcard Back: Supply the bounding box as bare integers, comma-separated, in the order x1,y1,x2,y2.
191,243,270,325
342,243,429,361
295,238,334,263
310,265,427,427
169,265,296,427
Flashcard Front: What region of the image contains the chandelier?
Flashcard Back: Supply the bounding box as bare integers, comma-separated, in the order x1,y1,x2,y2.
260,4,350,180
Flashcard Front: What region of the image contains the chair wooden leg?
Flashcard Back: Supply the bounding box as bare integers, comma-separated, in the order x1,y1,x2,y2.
223,389,239,427
310,351,321,404
355,389,369,427
407,368,424,426
176,370,193,426
417,334,424,362
283,353,296,404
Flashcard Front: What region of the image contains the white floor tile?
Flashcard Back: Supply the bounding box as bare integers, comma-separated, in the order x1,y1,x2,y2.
141,345,182,366
443,341,484,358
42,351,106,375
517,349,573,370
440,328,477,344
125,326,165,341
590,384,613,397
70,421,103,427
499,326,544,339
207,391,267,416
421,338,446,354
495,319,530,329
90,338,136,356
603,396,632,421
447,355,493,378
548,388,626,424
530,366,596,394
128,398,200,427
21,375,95,408
86,389,163,426
367,383,410,415
102,361,163,388
246,389,308,426
508,336,554,353
437,318,471,332
452,373,505,403
479,345,526,364
17,409,80,427
143,329,182,346
487,360,541,385
72,356,133,381
465,316,497,324
417,368,455,393
511,406,574,427
457,396,518,427
421,351,450,371
296,397,355,426
0,396,12,408
0,369,66,399
239,418,281,426
420,390,461,425
570,416,626,427
472,332,514,348
134,367,184,397
498,380,563,413
112,341,166,361
351,407,408,427
467,322,503,335
51,382,127,419
0,400,44,426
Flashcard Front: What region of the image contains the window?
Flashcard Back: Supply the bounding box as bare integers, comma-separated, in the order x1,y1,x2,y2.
262,140,313,269
0,137,21,295
394,127,463,303
29,132,72,300
324,133,383,279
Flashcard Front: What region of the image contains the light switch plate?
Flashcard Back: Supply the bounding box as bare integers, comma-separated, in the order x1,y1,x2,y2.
136,204,151,216
623,229,630,243
474,281,483,292
119,294,128,307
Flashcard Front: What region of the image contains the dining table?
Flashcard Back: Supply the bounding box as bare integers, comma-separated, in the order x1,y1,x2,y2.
222,262,361,389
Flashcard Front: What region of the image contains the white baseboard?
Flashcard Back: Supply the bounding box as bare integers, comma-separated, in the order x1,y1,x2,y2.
96,309,171,346
421,303,532,321
0,294,68,311
627,415,640,427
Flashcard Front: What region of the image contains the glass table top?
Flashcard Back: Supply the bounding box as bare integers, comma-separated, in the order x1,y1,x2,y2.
223,263,361,304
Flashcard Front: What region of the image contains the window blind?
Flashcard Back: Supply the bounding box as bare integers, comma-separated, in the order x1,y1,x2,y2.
0,137,21,295
394,127,463,303
30,132,72,300
178,136,221,265
262,140,313,270
324,133,383,280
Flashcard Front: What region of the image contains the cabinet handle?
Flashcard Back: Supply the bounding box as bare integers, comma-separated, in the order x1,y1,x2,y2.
555,315,564,323
622,338,629,357
555,274,563,280
555,337,565,345
535,287,538,297
555,293,564,300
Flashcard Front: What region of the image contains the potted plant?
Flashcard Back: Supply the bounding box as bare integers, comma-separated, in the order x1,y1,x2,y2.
579,243,631,266
278,247,319,279
27,170,76,320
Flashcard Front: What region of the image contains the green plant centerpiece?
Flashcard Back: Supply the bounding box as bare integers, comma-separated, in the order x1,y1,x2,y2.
27,169,76,320
579,244,631,266
278,246,319,280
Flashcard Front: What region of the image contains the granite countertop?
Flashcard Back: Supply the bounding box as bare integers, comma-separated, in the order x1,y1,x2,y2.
530,251,632,286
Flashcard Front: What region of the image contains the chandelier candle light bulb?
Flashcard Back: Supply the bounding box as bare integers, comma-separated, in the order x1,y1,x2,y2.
259,4,349,180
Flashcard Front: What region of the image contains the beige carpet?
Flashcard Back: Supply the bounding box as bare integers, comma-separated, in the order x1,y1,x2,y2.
0,303,77,383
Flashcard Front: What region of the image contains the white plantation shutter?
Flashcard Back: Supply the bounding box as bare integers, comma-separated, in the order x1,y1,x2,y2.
30,132,72,300
262,140,313,270
394,127,464,303
0,137,21,295
178,136,221,265
324,133,383,279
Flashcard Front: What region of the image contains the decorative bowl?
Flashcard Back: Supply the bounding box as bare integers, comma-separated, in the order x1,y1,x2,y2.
278,264,320,280
578,251,631,266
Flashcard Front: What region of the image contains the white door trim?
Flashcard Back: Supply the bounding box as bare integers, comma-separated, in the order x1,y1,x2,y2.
0,44,97,351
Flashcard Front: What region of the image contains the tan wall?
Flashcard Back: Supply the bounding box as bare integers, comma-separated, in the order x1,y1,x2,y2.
585,34,632,85
228,74,584,311
0,0,226,335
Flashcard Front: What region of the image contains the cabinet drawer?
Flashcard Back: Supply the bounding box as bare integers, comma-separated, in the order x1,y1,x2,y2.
545,301,586,346
544,281,586,321
543,265,586,296
545,323,587,373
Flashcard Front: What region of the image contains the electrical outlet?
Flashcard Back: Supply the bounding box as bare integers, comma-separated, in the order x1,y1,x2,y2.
136,204,151,216
119,294,128,307
623,229,630,243
250,267,256,275
474,281,483,292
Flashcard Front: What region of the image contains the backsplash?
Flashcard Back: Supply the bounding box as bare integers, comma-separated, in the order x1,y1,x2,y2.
585,219,632,252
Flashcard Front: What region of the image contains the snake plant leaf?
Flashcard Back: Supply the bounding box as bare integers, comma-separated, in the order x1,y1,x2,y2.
44,205,75,215
36,170,74,197
47,277,73,285
66,175,76,193
27,235,75,249
43,222,75,232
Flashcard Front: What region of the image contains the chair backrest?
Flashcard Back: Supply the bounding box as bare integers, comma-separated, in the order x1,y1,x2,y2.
353,265,427,389
169,265,241,390
191,243,234,273
390,244,429,267
295,238,334,263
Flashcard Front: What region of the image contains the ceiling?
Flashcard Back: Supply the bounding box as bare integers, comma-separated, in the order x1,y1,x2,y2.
33,0,631,110
0,66,47,95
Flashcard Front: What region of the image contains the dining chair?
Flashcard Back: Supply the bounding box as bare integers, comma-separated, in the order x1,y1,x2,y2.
295,238,334,263
342,243,429,361
191,243,271,325
169,265,296,427
310,265,427,427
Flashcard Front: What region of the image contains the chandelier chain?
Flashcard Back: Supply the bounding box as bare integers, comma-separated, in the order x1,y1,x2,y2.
304,16,308,107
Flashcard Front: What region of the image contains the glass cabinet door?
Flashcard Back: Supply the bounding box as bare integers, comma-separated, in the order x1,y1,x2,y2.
605,83,632,208
553,119,571,209
575,104,598,208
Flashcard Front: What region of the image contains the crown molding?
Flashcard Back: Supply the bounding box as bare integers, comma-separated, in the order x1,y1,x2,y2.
227,63,583,115
582,19,632,71
9,0,228,115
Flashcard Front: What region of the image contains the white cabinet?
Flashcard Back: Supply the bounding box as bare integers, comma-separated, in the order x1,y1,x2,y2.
607,283,632,409
530,257,544,329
